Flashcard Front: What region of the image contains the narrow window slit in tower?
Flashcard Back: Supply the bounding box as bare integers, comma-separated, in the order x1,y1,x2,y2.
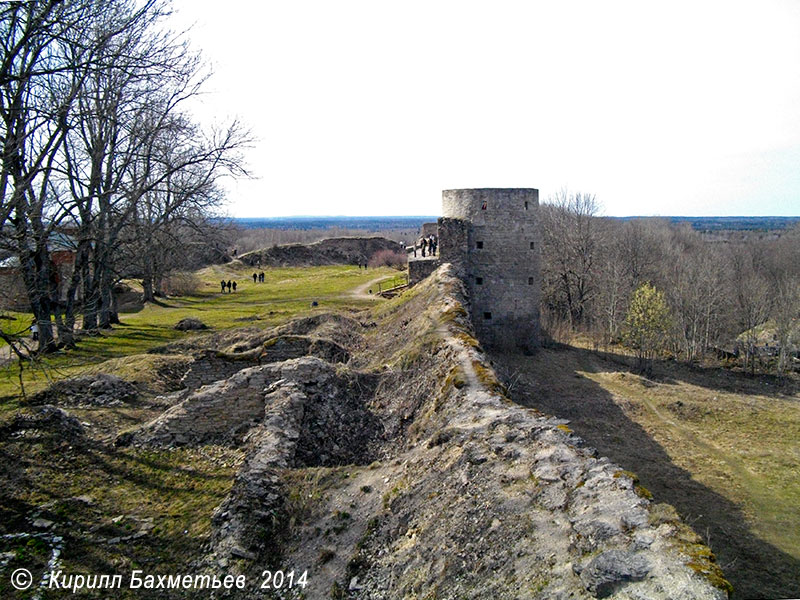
528,277,534,285
524,201,528,210
476,241,484,249
475,277,483,285
529,241,535,249
483,312,492,320
481,201,487,210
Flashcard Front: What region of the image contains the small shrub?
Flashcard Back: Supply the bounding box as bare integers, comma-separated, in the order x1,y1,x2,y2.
163,271,202,296
368,249,407,269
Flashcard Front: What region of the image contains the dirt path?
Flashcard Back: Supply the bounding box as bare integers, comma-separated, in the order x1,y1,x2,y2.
349,274,397,300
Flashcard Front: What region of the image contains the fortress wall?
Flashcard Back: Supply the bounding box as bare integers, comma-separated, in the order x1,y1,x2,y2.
442,188,541,351
437,217,469,275
420,222,438,238
409,258,440,285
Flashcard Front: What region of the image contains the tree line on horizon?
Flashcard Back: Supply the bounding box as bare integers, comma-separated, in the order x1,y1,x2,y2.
539,190,800,375
0,0,248,355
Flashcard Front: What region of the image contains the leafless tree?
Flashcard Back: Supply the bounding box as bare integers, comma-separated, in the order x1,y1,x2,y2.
539,189,602,329
1,0,249,355
729,244,772,374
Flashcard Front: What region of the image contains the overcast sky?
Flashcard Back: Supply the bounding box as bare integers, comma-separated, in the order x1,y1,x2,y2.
170,1,800,218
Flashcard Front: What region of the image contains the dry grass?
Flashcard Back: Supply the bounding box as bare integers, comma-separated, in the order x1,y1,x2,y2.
494,345,800,599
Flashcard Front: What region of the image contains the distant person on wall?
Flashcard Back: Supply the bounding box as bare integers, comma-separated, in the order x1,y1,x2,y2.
220,279,226,293
30,319,39,341
252,272,257,283
421,238,427,258
232,281,237,292
226,280,232,293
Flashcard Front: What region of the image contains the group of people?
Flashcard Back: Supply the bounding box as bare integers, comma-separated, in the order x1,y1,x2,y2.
411,234,438,258
219,272,266,293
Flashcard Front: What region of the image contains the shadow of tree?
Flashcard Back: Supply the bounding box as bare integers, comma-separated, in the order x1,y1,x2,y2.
491,346,800,600
588,344,799,399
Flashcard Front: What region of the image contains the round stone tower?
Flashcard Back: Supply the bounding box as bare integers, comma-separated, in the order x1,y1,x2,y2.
439,188,540,351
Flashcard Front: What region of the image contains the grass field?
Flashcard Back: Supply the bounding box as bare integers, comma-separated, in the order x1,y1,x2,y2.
0,263,398,407
494,346,800,599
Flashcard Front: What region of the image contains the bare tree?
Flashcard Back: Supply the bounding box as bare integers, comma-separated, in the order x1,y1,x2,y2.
539,189,601,330
729,244,772,374
1,0,249,354
0,0,102,351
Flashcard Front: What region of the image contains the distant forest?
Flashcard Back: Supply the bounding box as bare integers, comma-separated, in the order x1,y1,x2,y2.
232,216,437,230
231,215,800,232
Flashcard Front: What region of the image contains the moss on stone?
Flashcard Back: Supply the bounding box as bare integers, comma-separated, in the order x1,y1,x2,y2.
471,360,507,396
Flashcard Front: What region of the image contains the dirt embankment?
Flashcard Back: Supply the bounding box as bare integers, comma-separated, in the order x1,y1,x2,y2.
114,265,729,599
238,237,404,267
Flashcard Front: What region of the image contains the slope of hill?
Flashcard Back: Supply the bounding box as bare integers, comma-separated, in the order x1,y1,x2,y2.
239,237,404,267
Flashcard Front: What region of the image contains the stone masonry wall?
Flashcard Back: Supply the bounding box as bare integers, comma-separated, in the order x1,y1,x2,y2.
420,222,438,238
437,217,469,275
180,351,260,391
409,257,440,285
442,188,541,351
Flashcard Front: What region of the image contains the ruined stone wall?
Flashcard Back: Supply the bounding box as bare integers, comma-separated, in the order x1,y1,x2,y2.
180,337,350,391
408,258,440,285
436,217,469,275
442,188,540,351
420,222,438,238
180,351,259,391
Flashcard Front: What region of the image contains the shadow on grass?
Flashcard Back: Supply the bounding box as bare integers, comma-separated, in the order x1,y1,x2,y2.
586,345,799,399
0,433,229,598
492,345,800,600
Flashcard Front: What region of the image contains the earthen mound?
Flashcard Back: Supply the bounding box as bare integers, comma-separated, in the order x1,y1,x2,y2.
239,236,403,267
1,405,85,441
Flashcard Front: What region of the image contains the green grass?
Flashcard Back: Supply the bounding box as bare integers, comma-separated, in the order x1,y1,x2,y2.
0,311,34,345
0,436,241,600
0,263,395,405
589,369,800,559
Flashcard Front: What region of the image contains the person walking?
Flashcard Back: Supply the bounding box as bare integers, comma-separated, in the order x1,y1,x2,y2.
226,280,232,293
220,279,226,293
30,319,39,342
232,281,237,292
252,272,257,283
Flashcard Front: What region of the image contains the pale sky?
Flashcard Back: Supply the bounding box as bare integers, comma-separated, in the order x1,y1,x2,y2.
170,0,800,218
